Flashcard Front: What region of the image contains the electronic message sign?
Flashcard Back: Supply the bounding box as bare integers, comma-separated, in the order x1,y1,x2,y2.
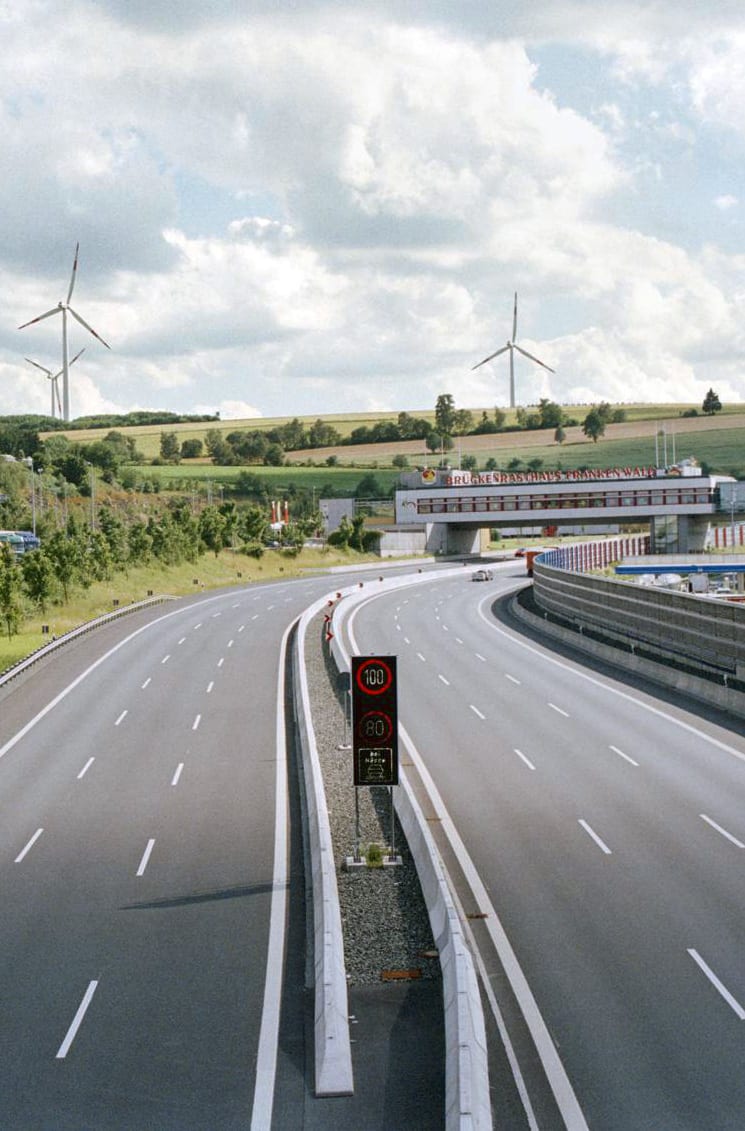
351,655,398,786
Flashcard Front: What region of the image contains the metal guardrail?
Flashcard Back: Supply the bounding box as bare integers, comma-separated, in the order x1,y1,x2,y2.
0,595,175,690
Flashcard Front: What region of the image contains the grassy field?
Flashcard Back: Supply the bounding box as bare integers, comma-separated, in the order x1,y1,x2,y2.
0,544,379,674
42,401,745,462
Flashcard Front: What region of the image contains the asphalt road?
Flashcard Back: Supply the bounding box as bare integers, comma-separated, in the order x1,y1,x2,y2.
347,563,745,1130
0,562,455,1130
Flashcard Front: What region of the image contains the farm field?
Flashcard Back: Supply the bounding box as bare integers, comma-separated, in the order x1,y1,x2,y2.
42,402,745,462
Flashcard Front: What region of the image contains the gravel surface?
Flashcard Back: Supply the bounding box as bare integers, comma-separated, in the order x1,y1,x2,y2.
304,615,440,986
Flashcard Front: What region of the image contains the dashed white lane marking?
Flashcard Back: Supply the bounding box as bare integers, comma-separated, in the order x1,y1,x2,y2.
178,637,186,645
212,612,221,618
56,981,99,1059
114,710,128,727
578,820,612,855
192,714,201,731
137,839,156,877
252,615,259,621
404,637,411,645
514,749,536,771
15,828,44,863
228,639,234,648
470,704,486,720
700,814,745,849
194,622,202,630
438,674,450,685
610,744,639,767
217,658,224,668
475,653,486,662
141,678,151,689
416,652,426,662
688,949,745,1020
455,637,464,645
161,654,170,665
548,703,569,718
442,625,449,632
206,681,214,694
505,673,521,685
172,763,184,786
239,625,245,632
77,757,95,780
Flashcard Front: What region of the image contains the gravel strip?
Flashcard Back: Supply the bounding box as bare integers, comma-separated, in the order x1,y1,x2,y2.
304,614,440,986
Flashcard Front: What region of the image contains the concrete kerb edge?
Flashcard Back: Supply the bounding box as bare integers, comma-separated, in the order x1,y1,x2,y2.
294,596,355,1097
328,567,493,1130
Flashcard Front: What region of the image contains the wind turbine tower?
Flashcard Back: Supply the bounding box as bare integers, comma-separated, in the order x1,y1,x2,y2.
19,244,110,422
25,349,85,419
471,292,554,408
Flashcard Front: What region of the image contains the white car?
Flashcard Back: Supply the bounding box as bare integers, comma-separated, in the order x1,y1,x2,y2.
471,568,493,581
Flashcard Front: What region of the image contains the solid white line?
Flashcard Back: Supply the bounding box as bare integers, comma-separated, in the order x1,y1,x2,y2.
438,674,450,685
141,677,151,689
548,702,569,717
505,673,521,685
171,763,184,786
161,654,170,664
250,618,293,1130
192,714,201,731
56,981,98,1059
416,652,426,662
579,820,612,854
206,681,214,694
77,757,95,780
136,839,155,876
700,814,745,849
688,949,745,1019
610,744,639,766
514,749,536,771
470,704,485,720
477,597,745,766
15,828,44,863
114,710,128,726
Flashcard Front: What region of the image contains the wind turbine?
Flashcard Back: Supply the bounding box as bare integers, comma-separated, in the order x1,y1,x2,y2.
18,244,110,422
471,292,554,409
25,349,85,419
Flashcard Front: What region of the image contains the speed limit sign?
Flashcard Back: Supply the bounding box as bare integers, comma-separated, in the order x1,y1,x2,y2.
351,655,398,786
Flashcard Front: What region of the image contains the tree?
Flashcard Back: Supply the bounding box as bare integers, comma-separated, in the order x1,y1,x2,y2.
0,544,24,639
452,409,474,436
21,549,56,613
434,394,456,435
538,399,563,429
181,438,203,459
702,388,722,415
582,409,606,443
159,432,181,463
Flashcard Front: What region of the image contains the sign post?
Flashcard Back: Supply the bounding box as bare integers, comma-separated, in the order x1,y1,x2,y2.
351,655,399,863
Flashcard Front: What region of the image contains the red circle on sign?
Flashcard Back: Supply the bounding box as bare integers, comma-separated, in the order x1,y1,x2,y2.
355,658,393,695
357,710,393,743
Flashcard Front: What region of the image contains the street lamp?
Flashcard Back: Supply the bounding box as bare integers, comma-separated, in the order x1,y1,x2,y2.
22,457,36,537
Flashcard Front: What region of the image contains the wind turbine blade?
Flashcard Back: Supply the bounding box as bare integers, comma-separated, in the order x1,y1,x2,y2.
471,343,510,370
25,357,53,376
68,306,111,349
18,307,61,329
66,242,80,304
54,376,63,417
69,347,86,366
512,292,518,342
513,343,555,373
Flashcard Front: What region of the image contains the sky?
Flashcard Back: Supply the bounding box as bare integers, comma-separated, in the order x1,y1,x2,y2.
1,0,744,422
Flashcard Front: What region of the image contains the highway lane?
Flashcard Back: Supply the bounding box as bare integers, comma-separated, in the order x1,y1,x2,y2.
348,565,745,1129
0,573,365,1129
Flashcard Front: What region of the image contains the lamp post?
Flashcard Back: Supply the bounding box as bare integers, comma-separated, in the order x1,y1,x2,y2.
22,457,36,537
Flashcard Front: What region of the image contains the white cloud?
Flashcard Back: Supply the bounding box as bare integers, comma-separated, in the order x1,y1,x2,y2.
714,194,738,210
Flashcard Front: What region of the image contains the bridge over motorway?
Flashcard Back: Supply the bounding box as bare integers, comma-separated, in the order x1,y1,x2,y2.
393,462,743,556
